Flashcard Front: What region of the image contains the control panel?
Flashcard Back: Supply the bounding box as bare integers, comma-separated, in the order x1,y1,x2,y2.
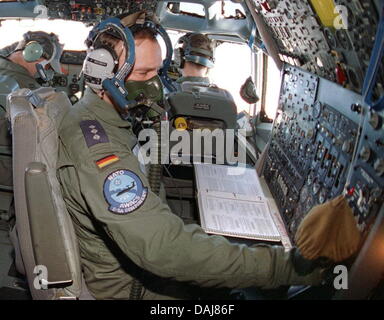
345,107,384,233
251,0,383,97
263,65,383,239
45,50,86,104
42,0,158,23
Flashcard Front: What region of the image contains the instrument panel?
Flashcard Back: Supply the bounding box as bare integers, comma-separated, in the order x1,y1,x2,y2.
251,0,383,97
263,65,383,239
50,50,86,104
42,0,158,23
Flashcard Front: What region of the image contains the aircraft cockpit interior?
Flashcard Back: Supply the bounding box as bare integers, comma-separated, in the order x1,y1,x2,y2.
0,0,383,302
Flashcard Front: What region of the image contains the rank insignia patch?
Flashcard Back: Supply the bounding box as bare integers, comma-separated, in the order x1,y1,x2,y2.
96,155,120,169
103,169,148,215
80,120,109,148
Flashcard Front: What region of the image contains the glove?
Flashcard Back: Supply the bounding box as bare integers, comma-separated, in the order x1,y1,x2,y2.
295,195,361,262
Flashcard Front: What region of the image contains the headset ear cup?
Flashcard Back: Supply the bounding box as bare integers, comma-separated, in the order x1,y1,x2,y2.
23,41,44,62
83,46,118,90
174,47,184,69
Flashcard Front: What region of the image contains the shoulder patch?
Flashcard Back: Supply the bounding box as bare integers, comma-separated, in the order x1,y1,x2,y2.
103,169,148,215
80,120,109,148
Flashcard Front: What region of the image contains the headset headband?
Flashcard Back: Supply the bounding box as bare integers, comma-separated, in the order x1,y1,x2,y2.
129,19,176,92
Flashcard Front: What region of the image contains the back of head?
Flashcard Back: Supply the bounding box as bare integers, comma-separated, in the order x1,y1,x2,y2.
13,31,63,80
175,33,215,69
17,32,61,64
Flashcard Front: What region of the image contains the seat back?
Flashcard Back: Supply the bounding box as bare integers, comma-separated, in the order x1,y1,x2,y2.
166,82,239,164
7,87,91,299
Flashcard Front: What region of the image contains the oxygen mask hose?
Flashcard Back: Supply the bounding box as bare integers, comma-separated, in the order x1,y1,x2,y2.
129,117,165,300
148,121,163,195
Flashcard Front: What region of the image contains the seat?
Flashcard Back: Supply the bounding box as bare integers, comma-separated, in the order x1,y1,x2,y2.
7,87,93,299
165,81,241,165
0,76,19,222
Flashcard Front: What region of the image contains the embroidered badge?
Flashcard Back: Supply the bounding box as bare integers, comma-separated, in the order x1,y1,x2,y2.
96,155,120,169
103,169,148,215
80,120,109,148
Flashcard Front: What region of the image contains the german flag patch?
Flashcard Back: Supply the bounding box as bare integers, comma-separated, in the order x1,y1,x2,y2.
96,155,120,169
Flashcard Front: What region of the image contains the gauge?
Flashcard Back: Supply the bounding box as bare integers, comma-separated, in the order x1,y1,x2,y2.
359,146,372,163
318,188,327,204
307,171,314,186
312,178,321,195
324,28,337,48
342,140,352,154
369,112,382,130
373,159,384,176
300,186,309,203
312,101,322,119
307,129,315,140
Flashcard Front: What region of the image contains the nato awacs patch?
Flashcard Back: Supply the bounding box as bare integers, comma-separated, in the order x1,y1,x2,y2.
103,169,148,214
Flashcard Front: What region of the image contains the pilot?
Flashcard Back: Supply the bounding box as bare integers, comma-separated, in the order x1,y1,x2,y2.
57,15,355,300
173,32,215,89
0,31,63,219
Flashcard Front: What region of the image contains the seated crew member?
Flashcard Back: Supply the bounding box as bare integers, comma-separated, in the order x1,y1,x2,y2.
57,15,355,300
0,31,63,219
173,33,215,88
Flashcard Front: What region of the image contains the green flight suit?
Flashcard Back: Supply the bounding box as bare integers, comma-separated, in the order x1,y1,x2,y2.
175,76,210,91
57,88,323,300
176,76,210,85
0,56,40,215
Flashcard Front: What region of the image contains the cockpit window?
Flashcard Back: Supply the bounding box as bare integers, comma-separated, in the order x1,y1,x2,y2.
212,1,246,19
209,41,252,112
0,19,92,50
166,2,205,18
166,1,246,20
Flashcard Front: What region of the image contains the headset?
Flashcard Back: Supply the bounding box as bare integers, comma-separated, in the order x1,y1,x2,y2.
173,33,215,69
14,31,63,82
83,17,137,115
83,16,177,118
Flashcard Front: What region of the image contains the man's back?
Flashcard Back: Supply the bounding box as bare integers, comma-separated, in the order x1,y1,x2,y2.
0,57,40,91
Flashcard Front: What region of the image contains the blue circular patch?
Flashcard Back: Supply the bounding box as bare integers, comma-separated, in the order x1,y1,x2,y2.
103,169,148,214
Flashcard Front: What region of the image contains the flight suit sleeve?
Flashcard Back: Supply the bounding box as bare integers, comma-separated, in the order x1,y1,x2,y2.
66,143,323,290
